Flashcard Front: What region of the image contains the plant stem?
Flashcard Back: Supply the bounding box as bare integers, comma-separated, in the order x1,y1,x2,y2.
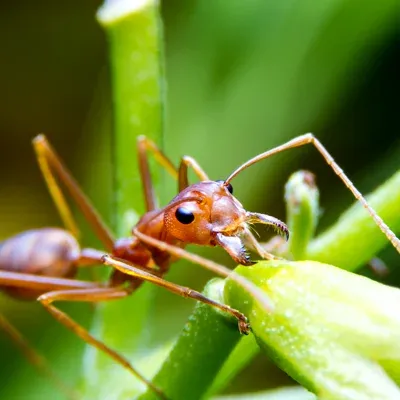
138,279,244,400
80,1,165,397
98,0,165,230
307,170,400,270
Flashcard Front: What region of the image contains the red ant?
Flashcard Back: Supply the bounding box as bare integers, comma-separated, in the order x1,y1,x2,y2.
0,133,398,399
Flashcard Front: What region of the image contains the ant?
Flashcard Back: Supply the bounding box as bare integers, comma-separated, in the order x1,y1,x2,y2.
0,133,399,399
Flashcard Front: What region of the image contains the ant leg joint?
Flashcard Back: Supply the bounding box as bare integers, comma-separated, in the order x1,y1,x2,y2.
182,155,193,163
304,132,315,140
230,309,251,335
238,318,251,335
37,294,50,304
137,135,146,144
100,254,110,264
182,288,193,298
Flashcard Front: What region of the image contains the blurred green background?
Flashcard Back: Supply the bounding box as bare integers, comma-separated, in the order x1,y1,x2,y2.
0,0,399,399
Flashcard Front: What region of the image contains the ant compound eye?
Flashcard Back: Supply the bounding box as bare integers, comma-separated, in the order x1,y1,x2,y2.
216,180,233,194
175,207,195,224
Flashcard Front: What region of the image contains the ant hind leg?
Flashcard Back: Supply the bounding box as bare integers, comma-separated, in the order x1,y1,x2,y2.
0,312,80,400
38,287,166,399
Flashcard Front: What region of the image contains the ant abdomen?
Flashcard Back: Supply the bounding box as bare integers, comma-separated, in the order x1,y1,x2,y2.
0,228,80,299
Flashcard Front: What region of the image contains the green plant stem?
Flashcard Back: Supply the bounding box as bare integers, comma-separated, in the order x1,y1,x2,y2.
80,1,165,398
307,170,400,270
205,334,260,397
138,279,244,400
98,0,165,228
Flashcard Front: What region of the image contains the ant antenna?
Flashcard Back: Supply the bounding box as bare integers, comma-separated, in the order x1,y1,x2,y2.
224,150,276,186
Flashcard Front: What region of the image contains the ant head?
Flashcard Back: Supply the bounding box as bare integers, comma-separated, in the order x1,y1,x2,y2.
163,180,288,265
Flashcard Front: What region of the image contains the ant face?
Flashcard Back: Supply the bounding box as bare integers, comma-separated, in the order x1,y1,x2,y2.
164,181,289,265
164,181,244,241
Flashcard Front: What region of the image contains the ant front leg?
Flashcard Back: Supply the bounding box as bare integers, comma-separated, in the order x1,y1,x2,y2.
367,257,390,278
131,229,274,313
0,313,80,400
101,255,250,334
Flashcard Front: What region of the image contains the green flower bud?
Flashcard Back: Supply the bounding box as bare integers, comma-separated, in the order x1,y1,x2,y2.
225,260,400,400
285,171,320,260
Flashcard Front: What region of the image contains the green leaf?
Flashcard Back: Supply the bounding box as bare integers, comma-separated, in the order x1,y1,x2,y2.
213,386,316,400
225,260,400,400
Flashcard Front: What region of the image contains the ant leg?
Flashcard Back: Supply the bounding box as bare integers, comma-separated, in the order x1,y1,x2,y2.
38,287,165,399
226,133,400,253
0,270,100,292
32,135,114,252
367,257,389,278
0,272,107,400
101,255,250,334
137,136,210,209
0,271,159,395
0,313,80,400
137,135,178,211
178,156,209,191
132,229,274,312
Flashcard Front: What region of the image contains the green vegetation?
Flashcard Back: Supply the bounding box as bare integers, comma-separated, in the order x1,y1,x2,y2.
0,1,399,399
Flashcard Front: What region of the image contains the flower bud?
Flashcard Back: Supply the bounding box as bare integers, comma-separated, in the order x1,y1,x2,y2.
225,260,400,400
285,171,320,260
